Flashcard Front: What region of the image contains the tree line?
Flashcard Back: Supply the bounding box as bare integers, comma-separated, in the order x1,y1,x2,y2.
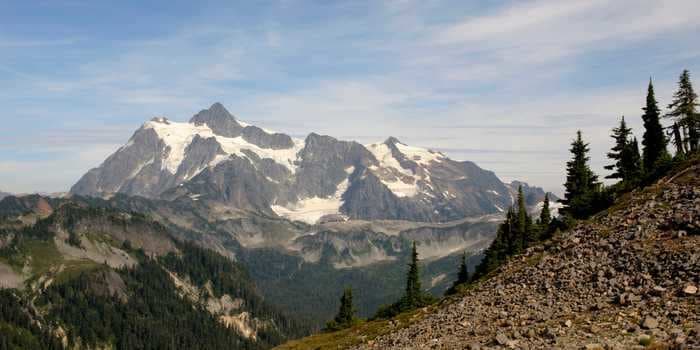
324,69,698,332
563,69,697,219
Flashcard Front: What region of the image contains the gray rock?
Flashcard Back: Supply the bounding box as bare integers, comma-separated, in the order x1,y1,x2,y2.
641,317,658,330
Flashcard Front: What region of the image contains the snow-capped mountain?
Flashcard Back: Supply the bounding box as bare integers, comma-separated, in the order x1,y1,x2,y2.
71,103,547,224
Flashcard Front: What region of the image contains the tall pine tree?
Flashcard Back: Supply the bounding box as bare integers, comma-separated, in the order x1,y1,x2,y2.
666,70,699,153
326,288,357,330
561,131,600,219
671,122,685,157
604,116,633,180
621,137,642,185
404,241,422,309
515,185,534,247
446,251,470,295
641,79,668,173
538,193,551,232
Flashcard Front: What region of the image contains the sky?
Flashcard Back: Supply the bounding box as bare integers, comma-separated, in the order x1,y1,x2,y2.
1,0,699,196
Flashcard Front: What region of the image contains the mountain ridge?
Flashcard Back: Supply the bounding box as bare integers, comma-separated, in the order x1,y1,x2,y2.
71,102,553,224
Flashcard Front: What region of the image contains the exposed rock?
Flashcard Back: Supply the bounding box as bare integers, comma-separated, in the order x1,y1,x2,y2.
682,283,697,295
641,316,658,329
349,169,700,350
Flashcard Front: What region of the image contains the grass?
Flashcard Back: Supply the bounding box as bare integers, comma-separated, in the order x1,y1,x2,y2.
275,308,426,350
0,237,100,287
54,259,101,284
24,240,64,277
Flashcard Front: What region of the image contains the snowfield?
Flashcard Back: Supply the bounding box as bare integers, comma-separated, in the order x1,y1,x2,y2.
142,118,305,175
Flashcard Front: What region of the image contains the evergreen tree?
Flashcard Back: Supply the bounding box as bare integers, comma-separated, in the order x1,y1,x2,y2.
666,69,699,152
641,79,669,172
404,241,422,308
515,185,534,247
670,122,685,157
446,252,470,295
604,116,633,180
538,193,552,231
621,137,642,185
326,288,357,330
375,241,436,318
561,131,600,219
457,251,469,284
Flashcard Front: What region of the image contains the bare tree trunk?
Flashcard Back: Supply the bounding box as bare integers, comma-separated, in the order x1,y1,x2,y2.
672,123,685,156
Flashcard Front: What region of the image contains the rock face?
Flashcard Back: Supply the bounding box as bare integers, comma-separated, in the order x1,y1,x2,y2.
71,103,551,223
351,166,700,349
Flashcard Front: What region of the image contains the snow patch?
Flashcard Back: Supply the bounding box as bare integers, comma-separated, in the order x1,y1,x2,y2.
271,167,354,224
365,143,413,176
394,142,445,166
381,178,418,197
143,119,304,176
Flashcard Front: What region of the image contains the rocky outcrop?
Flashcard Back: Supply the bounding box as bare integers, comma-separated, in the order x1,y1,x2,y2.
350,166,700,349
189,102,244,138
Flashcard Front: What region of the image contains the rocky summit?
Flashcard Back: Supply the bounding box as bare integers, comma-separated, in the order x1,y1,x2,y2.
281,162,699,349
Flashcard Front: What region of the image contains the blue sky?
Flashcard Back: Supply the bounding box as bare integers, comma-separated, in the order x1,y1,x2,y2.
1,0,699,195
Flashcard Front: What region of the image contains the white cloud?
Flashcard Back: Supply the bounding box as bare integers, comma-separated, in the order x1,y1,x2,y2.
1,0,698,194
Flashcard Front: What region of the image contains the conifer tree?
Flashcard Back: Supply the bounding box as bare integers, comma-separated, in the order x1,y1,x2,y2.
670,122,685,156
621,137,642,185
561,131,600,219
605,116,633,180
666,69,699,152
326,287,357,330
457,251,469,284
446,252,470,295
641,79,668,172
404,241,422,308
514,185,534,247
538,193,551,231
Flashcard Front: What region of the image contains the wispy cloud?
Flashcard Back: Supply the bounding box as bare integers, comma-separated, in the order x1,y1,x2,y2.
1,0,699,195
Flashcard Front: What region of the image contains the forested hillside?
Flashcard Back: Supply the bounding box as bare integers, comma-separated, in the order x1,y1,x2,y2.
0,202,307,349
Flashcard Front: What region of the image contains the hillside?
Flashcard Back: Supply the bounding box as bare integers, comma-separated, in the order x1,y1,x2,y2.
0,200,306,349
277,160,699,349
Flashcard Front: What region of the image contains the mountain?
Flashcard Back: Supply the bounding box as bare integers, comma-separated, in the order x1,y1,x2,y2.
0,197,307,348
0,190,12,200
71,103,549,224
63,103,557,328
278,159,700,349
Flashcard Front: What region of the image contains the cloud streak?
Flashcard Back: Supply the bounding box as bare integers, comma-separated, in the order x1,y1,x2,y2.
1,0,699,196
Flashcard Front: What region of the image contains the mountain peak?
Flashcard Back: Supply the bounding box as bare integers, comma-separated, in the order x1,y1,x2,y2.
208,102,229,114
384,136,402,146
150,116,170,124
189,102,243,137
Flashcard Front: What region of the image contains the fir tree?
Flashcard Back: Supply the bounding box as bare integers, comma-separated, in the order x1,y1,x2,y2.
404,241,422,308
538,193,552,231
671,122,685,157
604,116,633,180
666,69,699,152
515,185,534,247
621,137,642,185
641,79,669,172
456,251,469,284
446,251,470,295
561,131,600,219
326,288,357,330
